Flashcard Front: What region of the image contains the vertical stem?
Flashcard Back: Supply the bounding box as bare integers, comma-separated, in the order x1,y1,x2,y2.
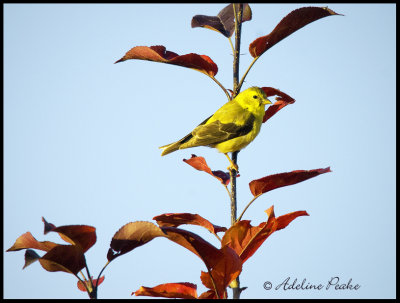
230,151,238,225
232,3,243,96
231,3,243,300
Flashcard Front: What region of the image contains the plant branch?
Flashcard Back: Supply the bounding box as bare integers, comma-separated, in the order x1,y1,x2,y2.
205,264,221,299
209,75,231,101
95,260,110,289
237,194,261,222
232,3,243,96
231,3,243,300
237,56,260,93
74,273,92,298
228,37,235,57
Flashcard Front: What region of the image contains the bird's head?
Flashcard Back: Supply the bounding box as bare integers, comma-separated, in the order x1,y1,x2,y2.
236,87,272,114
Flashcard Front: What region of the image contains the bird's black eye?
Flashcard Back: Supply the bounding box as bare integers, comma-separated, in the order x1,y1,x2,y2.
253,95,258,99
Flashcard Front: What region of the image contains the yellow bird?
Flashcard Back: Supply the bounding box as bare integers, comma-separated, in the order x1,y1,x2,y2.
160,87,272,172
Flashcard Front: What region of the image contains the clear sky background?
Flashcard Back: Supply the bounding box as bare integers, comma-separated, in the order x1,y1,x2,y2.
4,4,396,299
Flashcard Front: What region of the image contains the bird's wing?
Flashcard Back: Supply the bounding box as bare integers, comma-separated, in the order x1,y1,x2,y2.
180,113,255,148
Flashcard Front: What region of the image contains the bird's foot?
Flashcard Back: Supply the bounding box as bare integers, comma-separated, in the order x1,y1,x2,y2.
227,163,239,174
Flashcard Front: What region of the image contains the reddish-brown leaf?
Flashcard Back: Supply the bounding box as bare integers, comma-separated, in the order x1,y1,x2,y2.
161,227,223,270
39,244,86,275
77,276,105,292
134,282,198,299
199,246,242,299
42,217,96,253
198,289,219,299
249,167,331,197
153,213,227,235
222,206,308,263
6,232,59,253
107,221,166,261
115,45,218,77
183,154,231,185
261,87,296,123
23,249,41,269
192,3,252,38
249,7,342,58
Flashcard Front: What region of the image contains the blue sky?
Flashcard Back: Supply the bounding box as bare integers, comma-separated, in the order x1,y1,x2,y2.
4,4,396,299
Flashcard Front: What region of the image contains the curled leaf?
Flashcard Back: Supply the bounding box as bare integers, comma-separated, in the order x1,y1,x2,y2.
249,167,332,197
261,87,295,123
107,221,166,261
161,227,223,270
6,232,59,253
23,249,41,269
199,290,219,299
200,246,242,299
249,6,342,58
222,206,308,263
192,3,252,38
42,217,56,234
115,45,218,77
153,213,227,235
42,217,96,253
134,282,198,299
183,154,231,185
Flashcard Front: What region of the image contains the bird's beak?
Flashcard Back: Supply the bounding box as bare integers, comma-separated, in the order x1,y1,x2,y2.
263,98,272,105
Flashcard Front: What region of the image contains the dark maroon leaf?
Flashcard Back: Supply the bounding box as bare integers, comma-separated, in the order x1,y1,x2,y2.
192,3,252,38
261,87,296,123
249,7,342,58
23,249,41,269
39,245,86,275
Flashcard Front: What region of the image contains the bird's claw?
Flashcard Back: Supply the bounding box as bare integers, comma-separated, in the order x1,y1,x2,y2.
227,163,239,174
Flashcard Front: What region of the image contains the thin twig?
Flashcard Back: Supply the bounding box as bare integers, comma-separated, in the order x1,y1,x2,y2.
209,75,231,101
228,37,235,56
237,194,261,222
95,260,110,289
237,56,259,93
206,263,221,299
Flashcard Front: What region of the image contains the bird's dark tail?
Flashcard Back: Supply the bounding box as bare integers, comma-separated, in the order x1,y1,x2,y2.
159,141,181,156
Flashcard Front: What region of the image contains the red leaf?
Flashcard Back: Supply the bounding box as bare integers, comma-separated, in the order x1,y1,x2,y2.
115,45,218,77
199,290,219,299
222,206,308,263
39,244,86,275
161,227,223,270
134,282,198,299
249,7,342,58
107,221,166,261
42,217,96,253
153,213,227,235
183,154,231,185
6,232,59,253
261,87,295,123
199,246,242,299
192,3,252,38
77,276,105,292
249,167,331,197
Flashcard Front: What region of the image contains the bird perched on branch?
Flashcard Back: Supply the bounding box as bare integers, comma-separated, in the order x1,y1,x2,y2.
160,86,272,172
